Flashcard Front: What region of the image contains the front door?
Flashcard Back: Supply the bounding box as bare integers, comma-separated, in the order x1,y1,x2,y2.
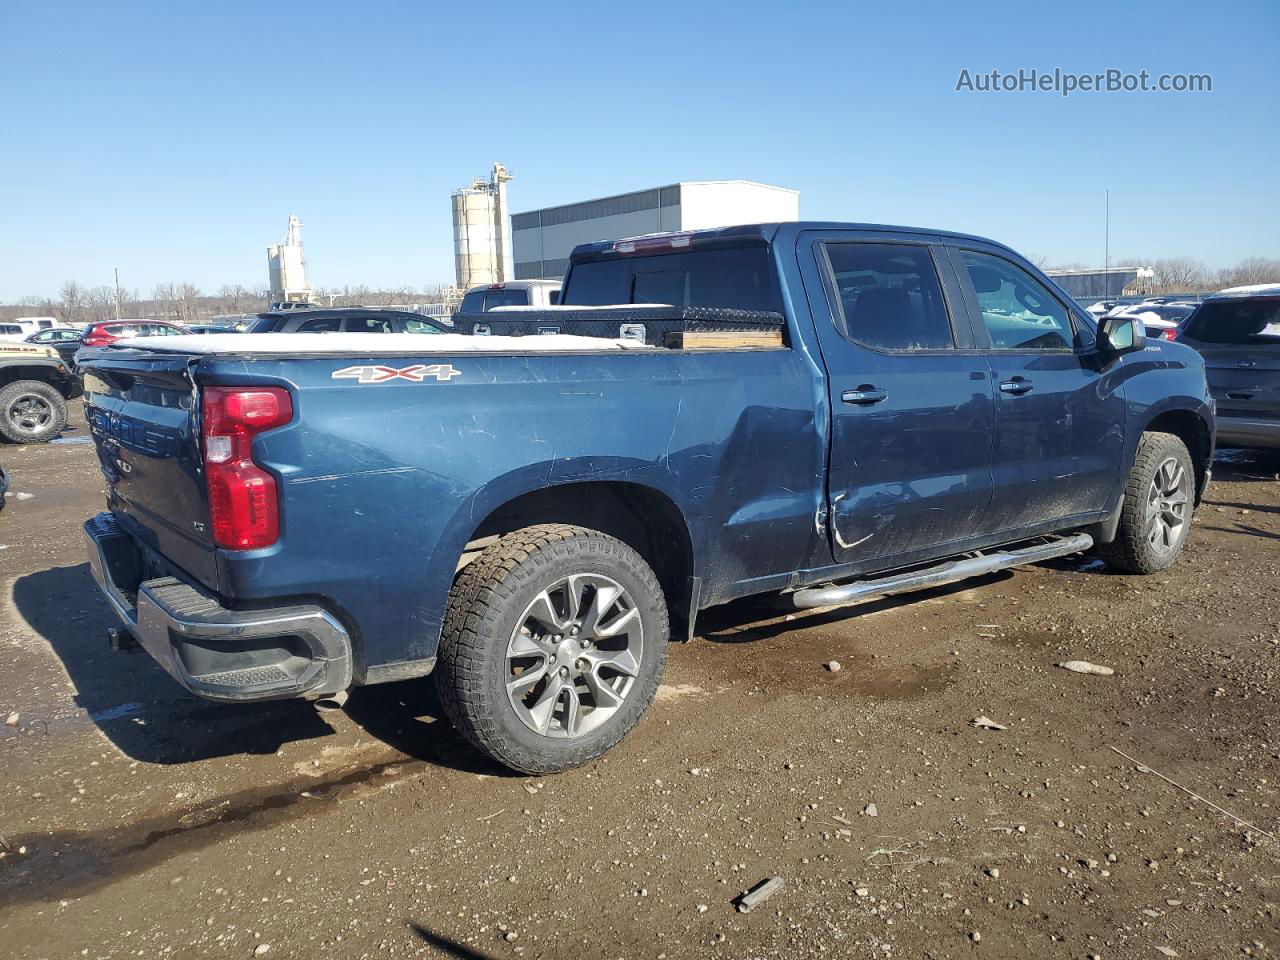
949,247,1126,533
801,234,995,566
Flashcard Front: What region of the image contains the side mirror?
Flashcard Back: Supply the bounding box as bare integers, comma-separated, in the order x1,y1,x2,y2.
1099,315,1146,355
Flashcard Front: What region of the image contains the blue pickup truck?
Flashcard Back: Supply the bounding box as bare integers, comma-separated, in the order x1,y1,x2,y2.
80,222,1214,773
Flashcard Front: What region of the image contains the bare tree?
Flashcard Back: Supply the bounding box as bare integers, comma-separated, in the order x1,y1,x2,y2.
59,280,85,323
1220,257,1280,288
1150,257,1207,293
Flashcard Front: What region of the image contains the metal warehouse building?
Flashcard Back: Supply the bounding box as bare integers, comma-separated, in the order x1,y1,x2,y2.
510,180,799,280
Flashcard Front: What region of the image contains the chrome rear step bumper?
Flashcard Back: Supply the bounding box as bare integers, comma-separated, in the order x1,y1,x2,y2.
85,512,352,703
792,533,1094,610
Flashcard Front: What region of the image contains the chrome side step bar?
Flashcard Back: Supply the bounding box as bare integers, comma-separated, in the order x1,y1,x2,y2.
791,533,1094,610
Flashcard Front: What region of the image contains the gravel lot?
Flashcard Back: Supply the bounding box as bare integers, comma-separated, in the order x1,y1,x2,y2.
1,404,1277,959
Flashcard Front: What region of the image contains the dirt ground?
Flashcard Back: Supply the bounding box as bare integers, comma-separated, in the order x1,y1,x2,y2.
1,402,1277,960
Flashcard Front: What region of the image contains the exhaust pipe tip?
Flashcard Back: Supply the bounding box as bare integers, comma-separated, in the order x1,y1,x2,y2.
314,689,349,712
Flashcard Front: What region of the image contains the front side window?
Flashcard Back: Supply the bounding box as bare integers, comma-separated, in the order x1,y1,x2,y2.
824,242,954,351
961,251,1073,351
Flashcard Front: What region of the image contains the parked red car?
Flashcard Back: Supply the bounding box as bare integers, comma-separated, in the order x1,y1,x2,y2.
81,320,187,347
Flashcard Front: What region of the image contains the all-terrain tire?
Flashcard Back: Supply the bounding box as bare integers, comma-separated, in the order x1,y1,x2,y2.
0,380,67,444
435,524,669,774
1095,431,1195,574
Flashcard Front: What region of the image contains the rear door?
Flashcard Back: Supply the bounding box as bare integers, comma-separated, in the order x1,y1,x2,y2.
1180,296,1280,423
948,246,1126,532
798,230,995,566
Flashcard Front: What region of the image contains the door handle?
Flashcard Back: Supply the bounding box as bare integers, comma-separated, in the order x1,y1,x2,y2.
999,377,1034,395
842,386,888,405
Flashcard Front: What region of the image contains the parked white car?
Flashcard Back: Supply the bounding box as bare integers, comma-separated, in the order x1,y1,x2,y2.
0,316,73,342
459,279,562,313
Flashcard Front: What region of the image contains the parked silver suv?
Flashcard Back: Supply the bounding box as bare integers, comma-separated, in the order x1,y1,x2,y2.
1178,284,1280,449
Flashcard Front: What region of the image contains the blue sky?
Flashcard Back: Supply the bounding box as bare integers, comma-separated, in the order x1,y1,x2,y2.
1,0,1276,299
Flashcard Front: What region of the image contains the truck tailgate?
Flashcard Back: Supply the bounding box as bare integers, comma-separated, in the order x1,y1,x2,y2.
80,351,218,586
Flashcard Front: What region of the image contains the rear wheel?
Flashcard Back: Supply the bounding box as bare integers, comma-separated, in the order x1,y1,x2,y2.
1095,431,1195,574
436,524,669,774
0,380,67,444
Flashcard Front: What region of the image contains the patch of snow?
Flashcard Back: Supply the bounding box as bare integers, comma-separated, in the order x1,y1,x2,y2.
109,333,654,356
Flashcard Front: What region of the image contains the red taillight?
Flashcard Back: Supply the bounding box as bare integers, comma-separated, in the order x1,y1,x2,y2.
1163,328,1179,341
201,386,293,550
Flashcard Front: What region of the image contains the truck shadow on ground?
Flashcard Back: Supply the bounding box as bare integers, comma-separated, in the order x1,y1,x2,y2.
11,564,507,775
11,563,336,764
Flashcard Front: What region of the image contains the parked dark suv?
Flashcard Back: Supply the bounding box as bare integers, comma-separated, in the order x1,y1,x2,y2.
1177,285,1280,449
244,307,449,334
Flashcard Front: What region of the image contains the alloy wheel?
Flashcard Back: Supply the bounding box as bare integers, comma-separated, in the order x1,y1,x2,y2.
505,573,643,739
1146,456,1190,554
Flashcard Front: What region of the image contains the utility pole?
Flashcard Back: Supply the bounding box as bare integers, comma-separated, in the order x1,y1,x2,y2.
113,268,122,321
1104,190,1110,301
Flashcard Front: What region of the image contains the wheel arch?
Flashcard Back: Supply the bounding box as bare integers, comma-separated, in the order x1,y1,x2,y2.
0,362,62,390
1142,407,1212,503
463,480,698,640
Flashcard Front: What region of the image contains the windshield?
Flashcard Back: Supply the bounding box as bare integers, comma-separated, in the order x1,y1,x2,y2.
561,245,784,313
1183,298,1280,345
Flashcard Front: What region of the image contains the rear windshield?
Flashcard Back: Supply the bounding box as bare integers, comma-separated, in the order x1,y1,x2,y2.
460,289,531,312
1183,298,1280,345
561,245,784,313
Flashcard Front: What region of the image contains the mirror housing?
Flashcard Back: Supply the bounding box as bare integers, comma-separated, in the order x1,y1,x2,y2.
1098,315,1146,355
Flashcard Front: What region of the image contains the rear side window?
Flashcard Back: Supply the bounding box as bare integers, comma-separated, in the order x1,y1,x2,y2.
343,316,393,333
405,318,444,334
0,325,20,335
961,251,1073,351
244,315,282,333
824,243,954,351
1183,299,1280,345
460,291,484,313
561,246,784,313
297,316,341,332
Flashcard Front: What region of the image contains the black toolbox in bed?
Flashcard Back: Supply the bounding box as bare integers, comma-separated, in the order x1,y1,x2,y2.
451,305,785,349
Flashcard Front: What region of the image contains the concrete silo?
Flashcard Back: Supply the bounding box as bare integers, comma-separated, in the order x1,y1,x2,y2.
451,164,514,289
267,214,311,304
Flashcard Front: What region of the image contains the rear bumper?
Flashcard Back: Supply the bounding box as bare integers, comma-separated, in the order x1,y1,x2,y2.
1216,416,1280,450
85,512,352,703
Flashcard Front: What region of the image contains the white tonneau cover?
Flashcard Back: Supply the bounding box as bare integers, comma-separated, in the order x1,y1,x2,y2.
111,332,651,355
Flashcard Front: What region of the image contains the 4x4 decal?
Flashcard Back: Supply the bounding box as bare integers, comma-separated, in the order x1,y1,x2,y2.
331,363,461,383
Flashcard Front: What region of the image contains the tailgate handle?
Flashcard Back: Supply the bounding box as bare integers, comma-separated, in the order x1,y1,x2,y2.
1226,392,1253,401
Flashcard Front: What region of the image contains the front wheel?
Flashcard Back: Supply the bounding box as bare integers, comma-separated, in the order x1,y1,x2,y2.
435,524,669,774
1095,431,1195,574
0,380,67,444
